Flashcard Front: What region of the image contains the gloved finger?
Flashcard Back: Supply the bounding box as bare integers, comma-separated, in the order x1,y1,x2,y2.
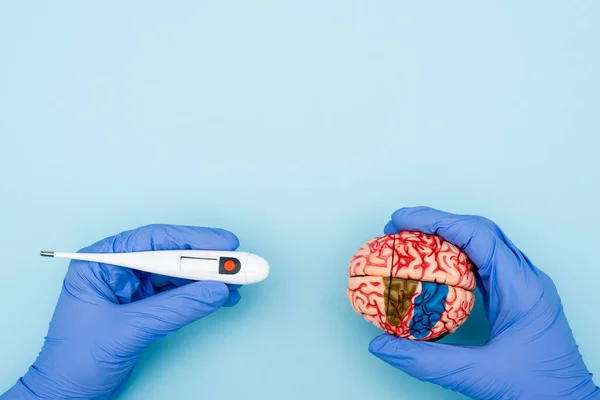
369,334,482,394
151,275,242,291
387,206,539,284
154,282,178,293
387,206,544,334
154,283,241,306
123,280,231,347
63,259,150,305
73,225,239,303
150,274,194,290
384,219,399,235
80,224,239,253
223,289,241,307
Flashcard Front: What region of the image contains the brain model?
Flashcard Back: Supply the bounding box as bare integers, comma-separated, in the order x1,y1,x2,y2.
347,231,476,341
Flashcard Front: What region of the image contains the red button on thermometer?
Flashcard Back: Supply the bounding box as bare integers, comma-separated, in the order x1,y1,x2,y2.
40,250,270,284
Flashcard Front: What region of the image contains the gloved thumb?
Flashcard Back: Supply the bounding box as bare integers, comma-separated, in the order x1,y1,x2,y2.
123,280,231,343
368,334,481,391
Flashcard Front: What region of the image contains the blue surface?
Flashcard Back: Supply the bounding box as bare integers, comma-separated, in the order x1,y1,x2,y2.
0,2,598,399
409,283,448,339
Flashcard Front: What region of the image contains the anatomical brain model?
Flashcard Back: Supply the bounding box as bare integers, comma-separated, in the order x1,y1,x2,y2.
347,231,476,341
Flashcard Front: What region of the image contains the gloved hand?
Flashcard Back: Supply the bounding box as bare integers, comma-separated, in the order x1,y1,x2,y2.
369,206,600,400
1,224,241,400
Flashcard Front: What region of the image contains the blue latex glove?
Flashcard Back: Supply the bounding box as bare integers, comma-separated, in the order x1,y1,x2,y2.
1,224,241,400
369,207,599,399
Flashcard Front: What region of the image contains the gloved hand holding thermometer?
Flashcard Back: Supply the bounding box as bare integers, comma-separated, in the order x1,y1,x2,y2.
369,206,600,399
1,224,249,400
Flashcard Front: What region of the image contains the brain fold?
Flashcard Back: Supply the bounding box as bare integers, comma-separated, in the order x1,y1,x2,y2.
349,233,476,291
347,231,476,340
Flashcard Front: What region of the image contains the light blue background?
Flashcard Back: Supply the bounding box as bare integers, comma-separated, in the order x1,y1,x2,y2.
1,2,599,399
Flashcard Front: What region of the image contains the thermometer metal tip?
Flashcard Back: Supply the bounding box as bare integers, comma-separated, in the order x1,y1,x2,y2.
40,251,55,257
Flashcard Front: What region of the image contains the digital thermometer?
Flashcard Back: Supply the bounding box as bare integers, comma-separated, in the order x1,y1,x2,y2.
40,250,270,284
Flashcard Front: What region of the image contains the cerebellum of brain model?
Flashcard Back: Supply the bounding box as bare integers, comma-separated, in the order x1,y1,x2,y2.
347,231,476,341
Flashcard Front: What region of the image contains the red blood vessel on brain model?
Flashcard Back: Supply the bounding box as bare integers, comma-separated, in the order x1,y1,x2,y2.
347,231,476,341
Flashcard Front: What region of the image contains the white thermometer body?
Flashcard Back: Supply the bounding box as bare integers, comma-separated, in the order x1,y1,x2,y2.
41,250,269,284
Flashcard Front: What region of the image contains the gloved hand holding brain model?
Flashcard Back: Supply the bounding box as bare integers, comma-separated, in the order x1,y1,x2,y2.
364,206,600,400
347,231,476,341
